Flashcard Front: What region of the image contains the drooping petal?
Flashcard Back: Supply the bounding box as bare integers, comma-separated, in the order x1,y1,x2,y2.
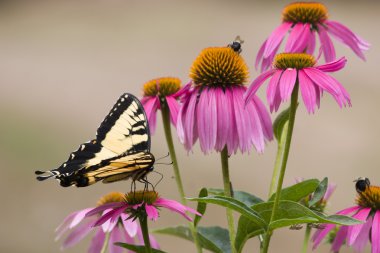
197,89,217,153
62,218,95,249
306,29,316,54
141,96,159,134
215,88,230,151
88,229,105,253
312,224,336,249
86,202,125,217
166,96,180,126
251,96,273,141
318,24,336,62
255,40,267,70
109,226,123,253
155,198,201,221
55,211,79,241
372,211,380,253
145,204,159,221
70,208,92,228
303,68,340,95
173,81,192,99
266,70,282,108
245,96,265,153
347,208,371,246
331,226,348,252
279,68,297,102
183,89,199,151
352,215,372,252
232,87,252,153
285,23,310,53
225,88,239,154
97,209,120,232
316,57,347,73
263,22,292,58
298,70,317,113
326,20,368,60
244,69,276,103
121,213,138,237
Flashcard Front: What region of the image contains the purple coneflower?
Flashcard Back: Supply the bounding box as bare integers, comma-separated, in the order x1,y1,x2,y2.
256,2,369,72
313,178,380,253
177,46,273,155
141,77,183,134
245,53,350,113
55,192,159,252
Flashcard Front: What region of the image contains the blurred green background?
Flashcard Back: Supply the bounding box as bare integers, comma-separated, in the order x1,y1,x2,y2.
1,0,379,252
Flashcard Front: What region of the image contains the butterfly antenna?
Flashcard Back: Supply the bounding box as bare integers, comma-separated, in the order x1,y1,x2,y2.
155,161,173,166
35,170,55,181
155,152,170,162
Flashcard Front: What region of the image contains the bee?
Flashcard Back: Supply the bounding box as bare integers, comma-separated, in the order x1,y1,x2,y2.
228,36,244,53
354,177,370,193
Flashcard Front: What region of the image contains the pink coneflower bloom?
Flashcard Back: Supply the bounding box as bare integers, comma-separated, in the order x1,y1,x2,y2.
177,47,273,155
245,53,350,113
256,2,370,72
312,178,380,253
56,192,159,252
141,77,183,134
90,191,201,226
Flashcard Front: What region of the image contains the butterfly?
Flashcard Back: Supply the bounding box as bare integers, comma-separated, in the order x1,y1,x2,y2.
35,93,155,187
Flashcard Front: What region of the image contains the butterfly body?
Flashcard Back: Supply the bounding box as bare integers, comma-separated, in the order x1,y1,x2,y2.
36,93,154,187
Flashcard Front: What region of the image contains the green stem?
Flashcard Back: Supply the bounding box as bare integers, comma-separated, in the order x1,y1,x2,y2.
220,147,237,253
160,101,202,253
302,226,312,253
268,137,286,198
100,232,110,253
139,215,153,253
262,83,299,253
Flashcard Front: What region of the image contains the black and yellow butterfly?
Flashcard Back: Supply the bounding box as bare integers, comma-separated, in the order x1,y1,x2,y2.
35,93,155,187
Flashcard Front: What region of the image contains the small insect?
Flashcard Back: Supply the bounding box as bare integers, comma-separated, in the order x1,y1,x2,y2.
354,177,371,193
35,93,155,188
289,224,303,230
228,36,244,53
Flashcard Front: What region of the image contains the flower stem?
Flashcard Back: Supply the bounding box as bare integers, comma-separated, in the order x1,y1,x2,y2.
262,83,299,253
139,215,153,253
100,232,110,253
220,147,237,253
160,101,202,253
302,226,312,253
268,128,287,198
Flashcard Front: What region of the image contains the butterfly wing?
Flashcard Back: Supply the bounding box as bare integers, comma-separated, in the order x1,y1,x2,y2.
36,93,152,186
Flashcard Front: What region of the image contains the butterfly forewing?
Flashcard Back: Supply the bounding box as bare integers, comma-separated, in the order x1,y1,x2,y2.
36,93,154,187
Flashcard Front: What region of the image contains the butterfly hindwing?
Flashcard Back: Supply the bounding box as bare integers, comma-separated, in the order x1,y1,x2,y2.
36,93,154,187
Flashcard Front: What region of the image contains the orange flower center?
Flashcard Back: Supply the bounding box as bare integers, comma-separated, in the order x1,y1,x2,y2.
97,192,126,206
143,77,181,97
274,53,316,70
356,185,380,210
282,2,328,25
125,190,159,205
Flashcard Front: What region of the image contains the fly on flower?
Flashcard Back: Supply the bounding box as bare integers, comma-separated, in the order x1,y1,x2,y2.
313,178,380,253
35,93,156,188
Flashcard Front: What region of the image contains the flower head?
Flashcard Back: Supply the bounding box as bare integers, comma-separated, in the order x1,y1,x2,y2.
55,192,159,252
177,46,273,155
313,178,380,253
91,190,201,225
245,53,350,113
141,77,183,134
256,2,370,72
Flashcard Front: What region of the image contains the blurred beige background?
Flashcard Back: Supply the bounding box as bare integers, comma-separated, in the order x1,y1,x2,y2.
0,0,379,252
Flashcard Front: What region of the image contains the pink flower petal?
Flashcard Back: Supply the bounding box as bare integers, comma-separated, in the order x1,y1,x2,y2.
331,226,348,252
312,224,336,249
225,88,239,155
141,96,159,134
215,88,230,151
232,87,252,153
145,204,159,221
121,213,138,237
298,70,317,113
97,209,120,232
352,215,372,252
62,218,95,249
318,24,336,62
88,229,105,253
173,81,191,98
285,23,308,52
55,211,79,241
263,22,292,58
183,89,199,151
303,68,340,95
70,208,92,228
347,208,371,245
372,211,380,253
155,198,201,221
306,29,316,54
245,97,265,153
326,20,368,60
197,89,217,153
109,226,123,253
279,68,297,102
166,96,180,126
255,40,267,70
266,70,282,107
316,57,347,72
244,69,276,103
86,202,125,217
251,96,273,141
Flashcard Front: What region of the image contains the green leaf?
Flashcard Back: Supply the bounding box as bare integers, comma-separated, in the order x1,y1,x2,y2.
188,196,266,227
115,243,167,253
235,215,264,253
309,177,328,207
252,200,362,230
268,179,319,202
194,188,208,227
273,107,290,141
153,226,231,253
207,188,264,206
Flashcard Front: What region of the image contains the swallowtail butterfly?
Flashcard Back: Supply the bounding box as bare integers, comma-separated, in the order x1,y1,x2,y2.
35,93,155,187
